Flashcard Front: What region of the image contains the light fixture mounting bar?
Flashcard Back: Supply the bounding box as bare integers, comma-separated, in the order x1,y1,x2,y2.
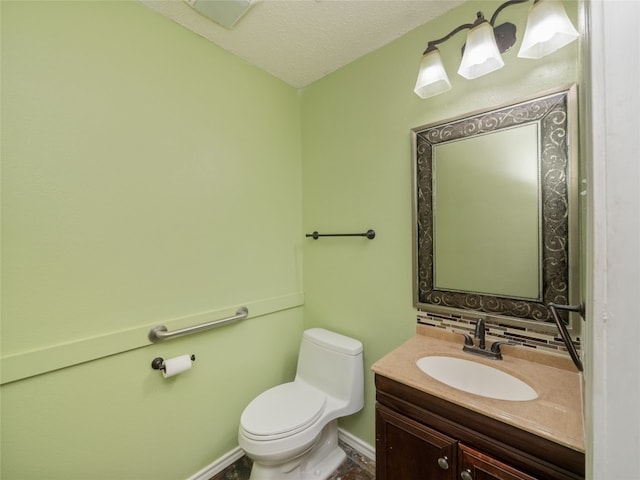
489,0,531,25
423,21,475,54
492,22,517,54
423,0,533,54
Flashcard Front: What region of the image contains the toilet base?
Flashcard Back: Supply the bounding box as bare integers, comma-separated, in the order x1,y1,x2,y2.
300,444,345,480
248,420,345,480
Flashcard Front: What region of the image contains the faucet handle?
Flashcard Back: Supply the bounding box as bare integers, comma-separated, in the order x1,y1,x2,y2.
463,334,474,347
490,340,516,354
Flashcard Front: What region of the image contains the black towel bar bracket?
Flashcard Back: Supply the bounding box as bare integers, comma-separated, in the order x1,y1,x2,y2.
306,229,375,240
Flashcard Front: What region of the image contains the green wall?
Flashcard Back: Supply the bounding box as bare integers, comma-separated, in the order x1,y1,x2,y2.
1,1,303,478
1,0,580,478
300,0,578,445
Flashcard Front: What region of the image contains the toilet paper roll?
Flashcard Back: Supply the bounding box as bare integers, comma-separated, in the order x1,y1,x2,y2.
162,354,193,378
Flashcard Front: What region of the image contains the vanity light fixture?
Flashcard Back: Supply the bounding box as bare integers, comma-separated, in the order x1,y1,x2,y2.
414,48,452,98
457,13,505,80
414,0,579,99
517,0,580,58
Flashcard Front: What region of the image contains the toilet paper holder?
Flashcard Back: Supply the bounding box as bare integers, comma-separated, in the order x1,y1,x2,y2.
151,355,196,372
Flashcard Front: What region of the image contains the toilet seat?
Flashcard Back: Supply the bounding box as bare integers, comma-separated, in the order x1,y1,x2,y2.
240,382,326,440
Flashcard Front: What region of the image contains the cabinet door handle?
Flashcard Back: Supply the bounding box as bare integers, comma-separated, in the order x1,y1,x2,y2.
460,469,473,480
437,456,449,470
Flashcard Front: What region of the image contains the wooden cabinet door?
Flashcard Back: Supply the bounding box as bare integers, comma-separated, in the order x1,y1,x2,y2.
376,403,457,480
459,444,538,480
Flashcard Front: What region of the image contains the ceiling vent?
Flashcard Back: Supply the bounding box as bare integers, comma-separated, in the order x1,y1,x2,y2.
184,0,253,29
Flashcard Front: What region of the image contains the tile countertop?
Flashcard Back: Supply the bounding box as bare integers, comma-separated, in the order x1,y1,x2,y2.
371,325,585,453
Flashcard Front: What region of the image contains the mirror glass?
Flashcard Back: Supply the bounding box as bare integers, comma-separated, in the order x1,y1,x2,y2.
412,86,577,327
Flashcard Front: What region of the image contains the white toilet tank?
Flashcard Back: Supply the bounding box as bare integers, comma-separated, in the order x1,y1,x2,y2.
295,328,364,415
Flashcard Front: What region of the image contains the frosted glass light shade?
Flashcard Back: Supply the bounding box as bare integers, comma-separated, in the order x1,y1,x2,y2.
414,49,452,99
457,21,504,79
517,0,579,59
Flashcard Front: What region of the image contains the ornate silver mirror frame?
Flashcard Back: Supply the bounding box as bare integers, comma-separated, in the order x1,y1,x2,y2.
412,85,579,332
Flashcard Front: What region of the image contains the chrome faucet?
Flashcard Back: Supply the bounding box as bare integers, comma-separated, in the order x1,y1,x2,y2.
463,319,512,360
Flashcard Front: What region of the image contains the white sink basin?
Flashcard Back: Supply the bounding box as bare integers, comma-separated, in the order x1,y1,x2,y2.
416,356,538,401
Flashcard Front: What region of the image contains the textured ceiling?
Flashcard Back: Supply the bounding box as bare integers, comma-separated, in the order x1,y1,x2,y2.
139,0,465,88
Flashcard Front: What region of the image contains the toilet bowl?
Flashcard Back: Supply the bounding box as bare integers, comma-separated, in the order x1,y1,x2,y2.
238,328,364,480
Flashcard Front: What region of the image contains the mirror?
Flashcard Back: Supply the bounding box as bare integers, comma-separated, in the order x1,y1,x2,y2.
412,86,578,329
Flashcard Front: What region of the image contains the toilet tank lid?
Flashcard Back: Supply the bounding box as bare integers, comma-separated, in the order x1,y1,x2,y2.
303,328,363,355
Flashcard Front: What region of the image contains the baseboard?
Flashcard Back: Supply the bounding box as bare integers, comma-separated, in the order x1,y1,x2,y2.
187,429,375,480
186,446,245,480
338,427,376,461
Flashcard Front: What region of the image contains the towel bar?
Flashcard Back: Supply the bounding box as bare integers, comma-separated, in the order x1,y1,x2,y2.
305,229,375,240
547,303,584,372
148,306,249,343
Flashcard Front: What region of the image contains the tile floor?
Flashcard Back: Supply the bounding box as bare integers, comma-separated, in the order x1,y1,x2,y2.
211,441,375,480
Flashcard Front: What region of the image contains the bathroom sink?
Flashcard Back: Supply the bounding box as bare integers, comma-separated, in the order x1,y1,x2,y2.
416,356,538,401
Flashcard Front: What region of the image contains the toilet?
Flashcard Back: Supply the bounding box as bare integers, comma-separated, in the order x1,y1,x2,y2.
238,328,364,480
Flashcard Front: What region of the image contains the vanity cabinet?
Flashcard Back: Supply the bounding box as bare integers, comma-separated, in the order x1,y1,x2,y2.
376,402,457,479
458,444,536,480
375,375,585,480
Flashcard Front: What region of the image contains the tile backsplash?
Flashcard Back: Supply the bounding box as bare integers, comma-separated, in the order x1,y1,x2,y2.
417,310,581,356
